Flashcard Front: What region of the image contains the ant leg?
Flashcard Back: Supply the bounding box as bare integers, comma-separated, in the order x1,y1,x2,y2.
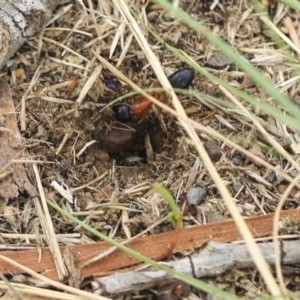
156,102,170,138
153,91,170,137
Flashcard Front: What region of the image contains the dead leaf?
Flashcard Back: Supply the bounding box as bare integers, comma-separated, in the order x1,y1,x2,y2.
239,74,255,90
93,185,112,201
246,146,266,167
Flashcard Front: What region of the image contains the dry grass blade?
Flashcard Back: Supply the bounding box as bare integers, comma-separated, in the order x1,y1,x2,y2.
110,23,126,58
10,159,54,164
32,164,67,280
0,272,25,300
113,0,174,88
2,0,300,298
76,65,102,104
44,27,93,36
217,84,300,173
112,0,281,296
117,33,133,66
76,140,97,158
0,256,110,300
48,56,90,70
87,0,101,37
258,9,300,56
0,280,86,300
96,53,294,296
0,232,81,243
273,172,300,295
71,171,109,192
0,168,13,180
0,208,298,281
20,63,42,131
29,96,74,104
82,216,169,268
95,53,300,189
42,37,90,63
45,3,73,27
56,132,70,155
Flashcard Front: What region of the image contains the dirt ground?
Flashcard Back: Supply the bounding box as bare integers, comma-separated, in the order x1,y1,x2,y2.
1,0,300,298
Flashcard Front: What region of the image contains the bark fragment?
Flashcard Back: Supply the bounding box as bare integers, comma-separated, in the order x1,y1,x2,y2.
0,77,36,199
0,0,59,69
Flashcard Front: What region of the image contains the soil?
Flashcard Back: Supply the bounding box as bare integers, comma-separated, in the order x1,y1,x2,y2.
1,0,300,299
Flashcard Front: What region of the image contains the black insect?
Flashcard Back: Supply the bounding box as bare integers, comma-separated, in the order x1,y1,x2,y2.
167,68,194,89
131,57,143,72
113,104,133,122
107,76,116,90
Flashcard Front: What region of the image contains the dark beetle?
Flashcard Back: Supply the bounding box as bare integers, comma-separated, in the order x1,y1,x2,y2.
167,68,194,89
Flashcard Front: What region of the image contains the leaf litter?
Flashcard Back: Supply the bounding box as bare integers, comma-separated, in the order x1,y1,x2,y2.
1,0,300,299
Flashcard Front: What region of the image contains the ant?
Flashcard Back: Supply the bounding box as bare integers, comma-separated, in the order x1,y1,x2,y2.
113,68,194,125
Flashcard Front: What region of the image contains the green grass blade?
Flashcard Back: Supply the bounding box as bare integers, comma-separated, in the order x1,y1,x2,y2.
153,0,300,122
47,199,243,300
153,183,181,228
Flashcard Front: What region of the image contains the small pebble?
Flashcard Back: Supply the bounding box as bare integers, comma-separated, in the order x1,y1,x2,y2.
15,68,25,80
98,150,110,162
206,211,226,223
232,181,243,193
266,170,277,184
204,140,222,162
71,35,87,49
231,153,245,165
205,52,232,68
187,187,207,205
100,129,136,154
236,204,244,214
277,183,288,194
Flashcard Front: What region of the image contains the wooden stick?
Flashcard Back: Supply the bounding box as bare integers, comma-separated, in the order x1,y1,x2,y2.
0,208,299,281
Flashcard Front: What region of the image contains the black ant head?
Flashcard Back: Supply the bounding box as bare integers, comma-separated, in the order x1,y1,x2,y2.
113,104,134,122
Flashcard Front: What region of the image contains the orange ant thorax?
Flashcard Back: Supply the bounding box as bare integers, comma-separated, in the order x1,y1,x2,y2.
129,83,169,122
